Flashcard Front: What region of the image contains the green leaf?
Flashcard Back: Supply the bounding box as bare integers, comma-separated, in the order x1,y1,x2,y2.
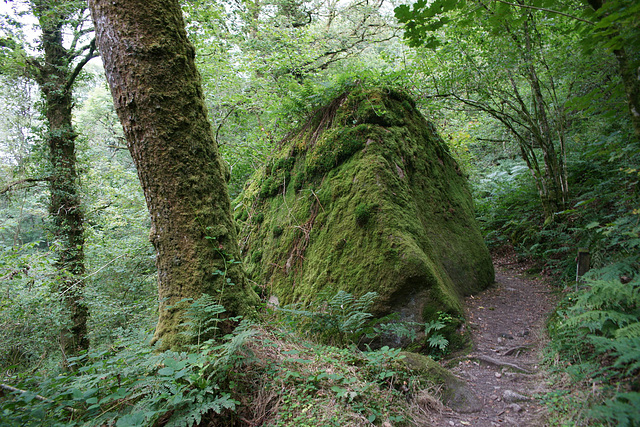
116,412,146,427
158,367,175,376
71,388,83,400
427,333,449,350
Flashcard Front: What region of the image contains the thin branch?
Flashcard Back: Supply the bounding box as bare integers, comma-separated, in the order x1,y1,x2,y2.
476,138,511,143
67,7,93,54
65,38,97,92
215,104,240,146
0,383,79,413
0,266,29,281
60,253,129,297
0,177,51,196
25,57,45,84
0,383,52,402
491,0,594,25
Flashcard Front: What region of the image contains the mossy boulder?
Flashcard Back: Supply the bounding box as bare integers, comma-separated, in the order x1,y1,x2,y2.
399,352,483,413
236,87,494,339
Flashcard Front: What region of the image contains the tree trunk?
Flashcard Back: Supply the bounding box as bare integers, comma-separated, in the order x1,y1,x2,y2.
586,0,640,140
613,48,640,140
44,89,88,353
523,21,566,217
88,0,259,350
31,5,89,354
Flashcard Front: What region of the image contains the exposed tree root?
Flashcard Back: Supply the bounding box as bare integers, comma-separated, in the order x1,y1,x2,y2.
469,354,535,374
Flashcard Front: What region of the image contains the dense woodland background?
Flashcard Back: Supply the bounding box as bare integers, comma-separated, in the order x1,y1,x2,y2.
0,0,638,425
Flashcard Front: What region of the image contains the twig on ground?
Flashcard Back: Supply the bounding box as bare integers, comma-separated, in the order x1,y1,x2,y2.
0,383,52,402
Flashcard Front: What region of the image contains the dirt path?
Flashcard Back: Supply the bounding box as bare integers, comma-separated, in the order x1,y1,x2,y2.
430,255,557,426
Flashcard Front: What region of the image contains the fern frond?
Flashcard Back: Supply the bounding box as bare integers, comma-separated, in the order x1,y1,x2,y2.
351,292,378,313
576,279,638,311
166,393,238,427
427,334,449,351
615,321,640,339
589,336,640,376
565,309,637,333
328,291,354,312
590,392,640,427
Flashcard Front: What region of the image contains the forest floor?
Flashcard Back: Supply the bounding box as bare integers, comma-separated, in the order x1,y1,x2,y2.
427,249,559,426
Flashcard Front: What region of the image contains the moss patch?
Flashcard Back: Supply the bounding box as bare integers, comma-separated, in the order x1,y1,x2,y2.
236,87,494,345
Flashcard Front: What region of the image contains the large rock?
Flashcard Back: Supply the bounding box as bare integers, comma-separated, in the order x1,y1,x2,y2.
400,352,483,413
235,87,494,331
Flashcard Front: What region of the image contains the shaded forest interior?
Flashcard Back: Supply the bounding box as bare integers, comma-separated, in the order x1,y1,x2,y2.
0,0,638,425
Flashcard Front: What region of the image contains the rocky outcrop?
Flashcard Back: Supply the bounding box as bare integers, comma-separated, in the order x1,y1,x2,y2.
235,86,494,338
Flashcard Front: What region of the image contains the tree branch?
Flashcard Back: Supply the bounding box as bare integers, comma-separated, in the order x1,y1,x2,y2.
0,177,51,196
0,383,52,402
491,0,594,24
65,38,97,92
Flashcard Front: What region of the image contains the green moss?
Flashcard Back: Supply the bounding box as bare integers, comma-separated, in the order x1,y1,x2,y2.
305,125,368,177
354,202,376,226
259,177,277,198
252,212,264,224
259,155,297,198
273,225,284,238
234,208,248,222
236,86,494,348
399,352,482,413
251,250,263,263
274,156,295,173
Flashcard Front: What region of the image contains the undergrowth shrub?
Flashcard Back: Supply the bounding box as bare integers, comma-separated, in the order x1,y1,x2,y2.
473,130,639,278
547,273,640,425
0,296,255,427
0,243,71,372
2,293,445,426
473,159,543,252
275,290,451,356
248,329,433,426
277,290,380,346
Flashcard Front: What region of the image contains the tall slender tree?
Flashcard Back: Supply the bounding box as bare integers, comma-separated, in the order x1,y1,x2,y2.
1,1,97,354
88,0,259,350
396,2,573,219
584,0,640,140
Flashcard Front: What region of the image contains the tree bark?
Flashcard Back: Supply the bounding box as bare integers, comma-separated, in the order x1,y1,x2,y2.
88,0,259,350
613,48,640,140
587,0,640,140
30,2,92,354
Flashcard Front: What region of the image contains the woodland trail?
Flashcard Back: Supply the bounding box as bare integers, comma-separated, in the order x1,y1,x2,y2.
428,251,558,426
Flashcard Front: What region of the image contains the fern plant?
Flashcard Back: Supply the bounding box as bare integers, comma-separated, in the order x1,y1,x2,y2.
550,274,640,426
276,291,453,355
277,291,378,346
590,392,640,427
424,317,449,351
562,277,640,339
0,311,255,426
179,294,227,346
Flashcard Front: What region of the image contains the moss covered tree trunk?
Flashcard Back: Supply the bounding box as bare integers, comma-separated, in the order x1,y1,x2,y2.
28,1,97,354
89,0,259,349
42,86,88,354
